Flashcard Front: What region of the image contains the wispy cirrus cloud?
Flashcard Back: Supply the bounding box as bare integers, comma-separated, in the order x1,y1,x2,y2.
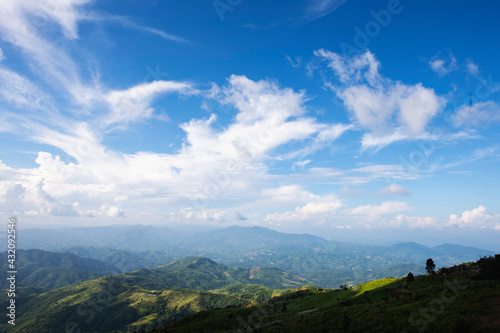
304,0,349,21
451,101,500,128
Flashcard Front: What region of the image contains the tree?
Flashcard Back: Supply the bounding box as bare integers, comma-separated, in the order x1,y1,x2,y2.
407,272,414,283
281,302,287,312
426,258,436,275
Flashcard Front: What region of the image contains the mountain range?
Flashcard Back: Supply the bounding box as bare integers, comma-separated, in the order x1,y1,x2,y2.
2,225,492,288
0,225,490,287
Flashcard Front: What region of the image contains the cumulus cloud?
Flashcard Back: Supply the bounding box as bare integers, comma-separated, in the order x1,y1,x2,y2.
206,75,350,160
315,49,445,150
0,181,79,217
449,206,500,230
265,194,342,224
0,75,351,221
378,206,500,230
376,184,411,196
347,201,412,217
451,101,500,127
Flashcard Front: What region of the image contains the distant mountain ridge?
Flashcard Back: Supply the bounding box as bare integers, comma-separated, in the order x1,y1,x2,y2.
1,225,492,288
0,249,120,291
61,246,174,272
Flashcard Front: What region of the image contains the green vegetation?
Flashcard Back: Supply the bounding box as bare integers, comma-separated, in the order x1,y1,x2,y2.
0,249,119,291
3,226,492,289
62,246,174,272
0,257,310,332
146,256,500,333
2,249,498,333
112,257,308,291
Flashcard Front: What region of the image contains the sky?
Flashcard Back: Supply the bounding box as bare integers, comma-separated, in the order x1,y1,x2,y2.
0,0,499,249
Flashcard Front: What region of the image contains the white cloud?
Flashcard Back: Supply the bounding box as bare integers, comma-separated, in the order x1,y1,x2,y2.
315,49,445,150
171,208,246,224
0,0,100,105
347,201,412,217
0,67,50,110
0,47,5,62
377,206,500,230
428,51,458,76
451,101,500,127
304,0,349,21
315,48,380,85
0,0,189,109
265,194,342,224
465,59,479,76
112,17,191,44
206,75,350,160
376,184,410,196
390,214,442,228
293,160,311,169
103,80,196,128
297,163,420,186
0,75,352,221
286,55,302,69
449,206,500,230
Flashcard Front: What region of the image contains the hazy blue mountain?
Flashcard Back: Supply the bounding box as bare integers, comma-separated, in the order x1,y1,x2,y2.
433,243,492,258
12,224,182,252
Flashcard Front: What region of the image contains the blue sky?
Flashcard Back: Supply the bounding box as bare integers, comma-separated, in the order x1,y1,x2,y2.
0,0,499,249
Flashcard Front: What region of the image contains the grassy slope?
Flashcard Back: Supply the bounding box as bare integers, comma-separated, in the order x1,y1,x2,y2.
149,273,500,333
1,277,251,333
0,257,310,332
1,249,120,291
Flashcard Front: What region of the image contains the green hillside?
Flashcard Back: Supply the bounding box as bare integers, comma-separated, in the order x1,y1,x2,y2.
62,246,175,272
1,249,120,291
0,257,310,332
113,257,308,290
147,257,500,333
1,276,251,332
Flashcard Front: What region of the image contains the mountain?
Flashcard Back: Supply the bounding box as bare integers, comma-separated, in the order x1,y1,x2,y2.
433,243,491,260
147,260,500,333
0,249,120,291
0,276,250,333
0,257,309,332
114,256,308,290
61,246,174,272
1,225,493,288
5,224,182,252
